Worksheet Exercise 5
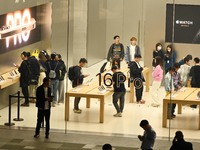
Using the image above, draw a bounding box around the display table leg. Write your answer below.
[130,82,134,103]
[178,104,182,114]
[199,105,200,130]
[65,93,70,121]
[145,71,150,92]
[162,100,167,128]
[100,97,104,123]
[86,97,91,108]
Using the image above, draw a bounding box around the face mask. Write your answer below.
[157,46,162,50]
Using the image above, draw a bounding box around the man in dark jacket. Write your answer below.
[170,131,193,150]
[27,52,40,103]
[57,54,67,104]
[107,35,124,62]
[189,57,200,108]
[45,53,60,107]
[34,77,52,139]
[190,57,200,88]
[130,54,145,104]
[18,52,30,107]
[72,58,89,113]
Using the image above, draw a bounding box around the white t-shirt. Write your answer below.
[130,44,136,61]
[44,87,49,110]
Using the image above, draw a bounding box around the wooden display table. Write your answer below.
[65,66,150,123]
[65,82,113,123]
[0,69,19,90]
[162,88,200,129]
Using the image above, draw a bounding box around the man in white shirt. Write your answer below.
[34,77,52,139]
[125,37,141,65]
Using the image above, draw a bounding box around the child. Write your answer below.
[179,57,191,87]
[151,56,163,107]
[164,67,176,119]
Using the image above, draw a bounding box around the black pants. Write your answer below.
[35,109,50,135]
[21,86,29,104]
[74,97,81,110]
[72,82,81,110]
[168,103,176,116]
[134,80,144,102]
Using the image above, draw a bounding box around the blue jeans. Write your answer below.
[51,79,59,103]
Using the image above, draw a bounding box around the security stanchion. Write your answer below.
[4,95,15,126]
[13,91,24,121]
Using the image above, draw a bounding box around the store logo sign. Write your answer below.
[176,20,193,27]
[0,8,36,48]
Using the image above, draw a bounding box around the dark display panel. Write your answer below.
[166,4,200,44]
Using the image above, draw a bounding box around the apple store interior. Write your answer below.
[0,0,200,150]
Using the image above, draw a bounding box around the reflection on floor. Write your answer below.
[0,60,200,142]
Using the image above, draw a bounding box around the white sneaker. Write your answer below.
[73,109,82,114]
[113,113,122,117]
[151,103,160,107]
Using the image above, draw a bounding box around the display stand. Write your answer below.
[0,68,19,90]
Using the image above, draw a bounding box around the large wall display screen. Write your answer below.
[0,6,41,54]
[166,4,200,44]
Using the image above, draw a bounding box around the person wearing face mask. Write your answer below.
[164,45,176,73]
[152,43,164,67]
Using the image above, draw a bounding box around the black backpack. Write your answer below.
[68,66,76,81]
[25,61,38,85]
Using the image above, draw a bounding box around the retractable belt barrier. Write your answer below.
[4,91,36,126]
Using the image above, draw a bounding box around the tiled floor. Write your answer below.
[0,60,200,149]
[0,128,200,150]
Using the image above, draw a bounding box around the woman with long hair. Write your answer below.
[151,56,163,107]
[164,45,176,73]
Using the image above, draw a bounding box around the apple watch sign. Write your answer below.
[0,6,41,54]
[166,4,200,44]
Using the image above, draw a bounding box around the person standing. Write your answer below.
[178,54,192,66]
[164,45,176,73]
[72,58,89,113]
[17,52,30,107]
[27,52,40,103]
[130,54,145,104]
[173,63,182,91]
[190,57,200,88]
[125,37,141,65]
[38,52,47,86]
[34,77,52,139]
[170,131,193,150]
[151,56,163,107]
[164,67,176,119]
[138,120,156,150]
[45,53,60,107]
[107,35,124,63]
[57,54,67,104]
[152,43,164,67]
[179,57,191,87]
[111,65,126,117]
[189,57,200,108]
